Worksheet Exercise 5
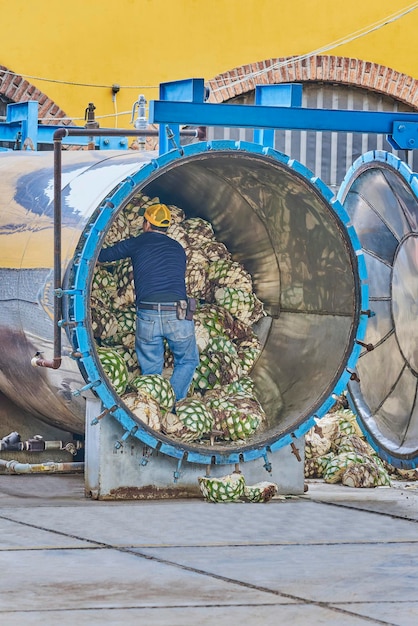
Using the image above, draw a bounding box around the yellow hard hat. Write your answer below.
[144,203,171,228]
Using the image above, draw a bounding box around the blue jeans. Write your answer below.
[135,307,200,403]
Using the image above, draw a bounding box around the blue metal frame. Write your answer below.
[150,78,418,150]
[0,102,128,150]
[69,139,368,465]
[158,78,207,155]
[4,78,418,152]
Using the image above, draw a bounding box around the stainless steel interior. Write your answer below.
[142,151,359,444]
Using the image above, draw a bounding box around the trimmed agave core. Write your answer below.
[88,148,361,454]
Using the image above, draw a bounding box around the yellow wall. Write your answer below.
[1,0,418,126]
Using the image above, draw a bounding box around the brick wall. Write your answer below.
[0,65,72,125]
[208,55,418,109]
[3,55,418,124]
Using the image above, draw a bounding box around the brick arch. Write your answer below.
[207,55,418,109]
[0,65,73,125]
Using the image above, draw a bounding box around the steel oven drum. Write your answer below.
[0,142,367,465]
[338,151,418,468]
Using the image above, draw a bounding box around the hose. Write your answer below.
[0,459,84,474]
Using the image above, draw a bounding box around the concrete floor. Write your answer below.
[0,473,417,626]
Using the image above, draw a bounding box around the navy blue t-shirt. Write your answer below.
[98,231,187,304]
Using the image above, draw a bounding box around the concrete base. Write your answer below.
[85,398,305,500]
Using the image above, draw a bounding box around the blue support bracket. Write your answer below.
[262,451,272,473]
[158,78,205,155]
[96,135,129,150]
[54,288,82,298]
[361,309,376,319]
[140,446,153,466]
[72,380,101,397]
[173,457,184,483]
[390,122,418,150]
[160,78,206,103]
[90,404,118,426]
[115,427,138,450]
[165,125,183,155]
[3,101,39,148]
[254,84,302,147]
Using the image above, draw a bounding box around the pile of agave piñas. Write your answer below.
[92,193,267,446]
[305,407,418,488]
[198,473,278,503]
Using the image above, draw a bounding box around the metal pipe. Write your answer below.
[0,459,84,474]
[32,135,62,369]
[52,127,205,141]
[32,125,205,370]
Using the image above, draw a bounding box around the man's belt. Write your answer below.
[138,302,177,311]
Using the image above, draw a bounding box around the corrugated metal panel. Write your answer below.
[207,84,418,191]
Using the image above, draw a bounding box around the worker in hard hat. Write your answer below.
[98,203,199,404]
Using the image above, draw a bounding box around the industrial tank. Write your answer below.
[338,151,418,469]
[0,141,368,466]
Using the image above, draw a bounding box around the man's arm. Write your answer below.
[97,238,134,263]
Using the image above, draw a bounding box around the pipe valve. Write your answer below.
[131,94,148,130]
[84,103,99,130]
[0,431,21,451]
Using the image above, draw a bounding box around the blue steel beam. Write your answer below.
[158,78,207,154]
[149,100,418,149]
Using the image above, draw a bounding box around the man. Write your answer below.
[98,203,199,404]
